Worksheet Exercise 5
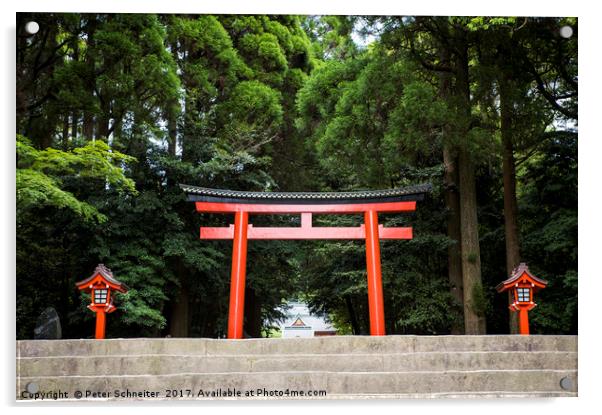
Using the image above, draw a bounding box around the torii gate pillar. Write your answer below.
[228,211,249,339]
[364,210,385,335]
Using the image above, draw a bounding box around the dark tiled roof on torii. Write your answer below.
[75,264,128,292]
[179,184,432,205]
[496,263,548,292]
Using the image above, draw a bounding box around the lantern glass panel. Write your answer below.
[517,288,530,302]
[94,289,108,304]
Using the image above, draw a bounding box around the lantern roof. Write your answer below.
[75,264,128,293]
[496,263,548,292]
[179,184,432,205]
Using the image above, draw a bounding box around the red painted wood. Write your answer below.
[518,309,530,335]
[200,224,412,240]
[301,212,312,227]
[95,310,106,340]
[196,201,416,214]
[75,274,126,293]
[364,210,386,336]
[227,211,249,339]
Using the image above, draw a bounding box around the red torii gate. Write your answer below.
[181,184,430,339]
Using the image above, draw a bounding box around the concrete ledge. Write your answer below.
[17,370,577,400]
[17,335,577,357]
[17,351,578,377]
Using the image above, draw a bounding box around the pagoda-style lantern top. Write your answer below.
[496,263,547,335]
[496,263,548,309]
[75,264,128,314]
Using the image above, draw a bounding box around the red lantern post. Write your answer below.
[75,264,128,339]
[496,263,548,335]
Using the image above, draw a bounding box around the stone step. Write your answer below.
[17,335,577,358]
[17,351,578,377]
[16,369,578,400]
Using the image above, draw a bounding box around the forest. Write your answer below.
[16,14,577,339]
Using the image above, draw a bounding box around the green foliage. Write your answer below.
[17,169,105,222]
[16,135,136,222]
[383,79,449,168]
[464,17,518,31]
[220,80,283,129]
[302,16,359,60]
[241,32,288,71]
[519,134,577,333]
[297,47,451,188]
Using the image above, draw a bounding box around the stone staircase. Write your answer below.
[16,335,577,400]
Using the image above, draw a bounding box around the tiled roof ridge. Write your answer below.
[496,262,548,291]
[179,183,432,200]
[75,263,128,291]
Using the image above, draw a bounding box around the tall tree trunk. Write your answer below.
[83,113,94,140]
[169,286,189,337]
[443,147,464,333]
[16,18,28,135]
[455,32,487,335]
[439,48,464,334]
[169,260,189,337]
[180,39,196,164]
[61,114,70,149]
[244,287,263,338]
[167,100,178,157]
[37,24,59,150]
[70,27,80,141]
[457,147,487,334]
[181,94,191,162]
[97,95,111,139]
[345,295,360,335]
[166,38,191,338]
[167,40,180,158]
[71,112,79,139]
[499,76,521,334]
[112,116,122,142]
[83,16,97,141]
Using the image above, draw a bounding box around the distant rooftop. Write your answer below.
[277,302,335,333]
